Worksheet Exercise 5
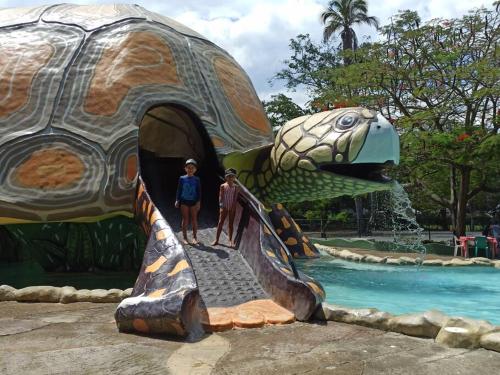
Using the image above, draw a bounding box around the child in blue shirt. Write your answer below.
[175,159,201,245]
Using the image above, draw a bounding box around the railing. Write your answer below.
[232,178,300,279]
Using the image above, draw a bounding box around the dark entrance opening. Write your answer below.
[138,105,221,226]
[138,106,271,310]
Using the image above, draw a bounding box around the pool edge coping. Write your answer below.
[315,244,500,269]
[314,302,500,353]
[310,244,500,353]
[0,284,132,303]
[2,283,500,353]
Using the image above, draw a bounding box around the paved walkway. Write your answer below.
[2,302,500,374]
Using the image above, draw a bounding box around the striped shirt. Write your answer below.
[219,183,239,210]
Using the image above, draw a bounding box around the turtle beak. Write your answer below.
[351,114,400,165]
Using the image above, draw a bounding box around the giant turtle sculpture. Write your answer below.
[0,4,399,336]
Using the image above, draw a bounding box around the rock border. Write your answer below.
[312,244,500,352]
[316,244,500,269]
[0,285,132,303]
[2,283,500,352]
[315,303,500,353]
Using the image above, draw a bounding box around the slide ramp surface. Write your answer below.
[163,204,269,308]
[115,178,324,337]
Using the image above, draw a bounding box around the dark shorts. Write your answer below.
[180,200,198,207]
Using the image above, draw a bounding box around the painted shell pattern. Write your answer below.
[0,3,273,224]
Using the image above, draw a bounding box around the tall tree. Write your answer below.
[321,0,379,232]
[321,0,379,63]
[322,8,500,235]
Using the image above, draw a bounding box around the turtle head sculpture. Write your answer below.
[224,107,399,204]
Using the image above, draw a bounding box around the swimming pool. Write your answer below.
[296,255,500,325]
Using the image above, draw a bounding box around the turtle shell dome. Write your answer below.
[0,3,272,223]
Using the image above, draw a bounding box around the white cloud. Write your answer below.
[173,1,325,68]
[0,0,493,106]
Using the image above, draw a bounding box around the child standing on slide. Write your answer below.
[212,168,240,248]
[175,159,201,245]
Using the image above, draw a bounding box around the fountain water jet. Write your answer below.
[368,182,426,260]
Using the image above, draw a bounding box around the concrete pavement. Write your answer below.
[2,301,500,374]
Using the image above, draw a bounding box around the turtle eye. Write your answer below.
[336,113,359,130]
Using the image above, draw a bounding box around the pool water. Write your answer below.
[296,255,500,325]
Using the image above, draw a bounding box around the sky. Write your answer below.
[0,0,493,106]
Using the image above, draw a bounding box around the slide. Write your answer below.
[115,160,324,337]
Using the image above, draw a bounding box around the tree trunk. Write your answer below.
[449,165,458,234]
[342,28,353,65]
[321,216,326,238]
[450,207,457,235]
[439,208,448,231]
[455,168,471,236]
[355,196,363,236]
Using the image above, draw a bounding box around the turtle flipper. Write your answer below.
[268,203,320,258]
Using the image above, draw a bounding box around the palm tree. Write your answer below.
[321,0,379,60]
[321,0,379,234]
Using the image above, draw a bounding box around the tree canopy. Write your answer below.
[272,6,500,235]
[262,94,307,129]
[322,8,500,234]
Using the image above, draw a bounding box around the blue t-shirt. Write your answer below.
[176,175,201,202]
